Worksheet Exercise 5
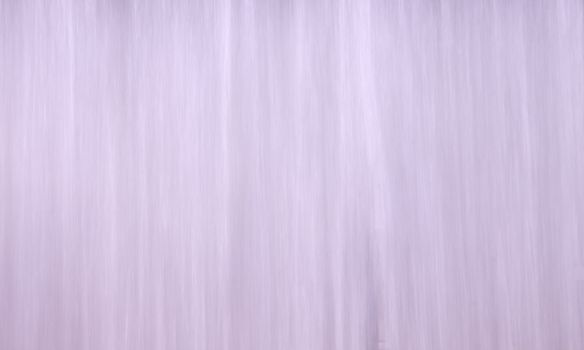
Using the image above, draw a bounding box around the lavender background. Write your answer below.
[1,0,584,349]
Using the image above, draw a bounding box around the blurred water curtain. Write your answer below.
[0,1,583,349]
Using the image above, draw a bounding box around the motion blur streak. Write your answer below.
[1,0,583,349]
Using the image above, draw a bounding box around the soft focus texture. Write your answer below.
[1,0,584,349]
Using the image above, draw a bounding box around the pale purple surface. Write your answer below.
[1,0,584,349]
